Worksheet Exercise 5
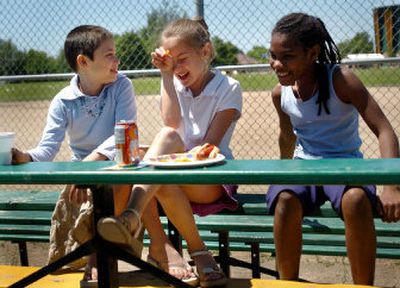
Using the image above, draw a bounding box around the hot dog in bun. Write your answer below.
[189,143,220,160]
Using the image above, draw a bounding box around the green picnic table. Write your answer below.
[1,158,400,288]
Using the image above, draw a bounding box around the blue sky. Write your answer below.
[0,0,398,56]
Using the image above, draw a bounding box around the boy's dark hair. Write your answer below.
[64,25,113,72]
[273,13,341,115]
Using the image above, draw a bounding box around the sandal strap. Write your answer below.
[124,208,142,239]
[189,250,212,258]
[148,255,193,271]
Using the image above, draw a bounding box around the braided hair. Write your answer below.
[272,13,341,115]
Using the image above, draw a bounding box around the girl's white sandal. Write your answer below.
[97,208,143,257]
[190,250,227,287]
[147,255,199,286]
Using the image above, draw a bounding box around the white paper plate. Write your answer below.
[146,153,225,168]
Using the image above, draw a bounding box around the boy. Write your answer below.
[12,25,137,286]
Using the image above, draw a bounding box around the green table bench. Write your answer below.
[1,190,399,279]
[0,190,56,266]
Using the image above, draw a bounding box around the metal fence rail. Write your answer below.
[1,57,400,82]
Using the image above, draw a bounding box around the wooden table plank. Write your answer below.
[0,265,376,288]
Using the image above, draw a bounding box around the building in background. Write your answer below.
[373,5,400,56]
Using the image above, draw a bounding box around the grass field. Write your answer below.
[0,66,399,102]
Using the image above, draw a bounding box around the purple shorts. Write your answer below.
[191,185,238,217]
[266,184,377,217]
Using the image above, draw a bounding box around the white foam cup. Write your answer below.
[0,132,15,165]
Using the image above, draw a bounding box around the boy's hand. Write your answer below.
[69,185,90,204]
[11,148,32,164]
[151,47,173,74]
[68,152,108,204]
[378,185,400,223]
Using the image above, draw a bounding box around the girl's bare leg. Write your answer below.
[127,127,185,216]
[156,184,225,283]
[113,184,132,216]
[142,197,195,280]
[273,191,303,280]
[342,188,376,285]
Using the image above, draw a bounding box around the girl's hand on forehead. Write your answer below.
[155,47,169,56]
[162,49,171,57]
[151,47,173,73]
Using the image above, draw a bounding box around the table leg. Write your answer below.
[9,240,95,288]
[91,184,119,288]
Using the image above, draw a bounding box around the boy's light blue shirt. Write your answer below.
[28,73,137,162]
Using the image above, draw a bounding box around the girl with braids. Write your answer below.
[266,13,400,285]
[98,17,242,287]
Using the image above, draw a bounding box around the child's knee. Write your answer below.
[157,127,180,141]
[155,185,180,202]
[153,127,184,150]
[275,191,302,217]
[342,188,371,215]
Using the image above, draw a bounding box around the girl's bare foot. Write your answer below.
[148,242,198,285]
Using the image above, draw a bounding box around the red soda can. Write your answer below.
[114,120,140,166]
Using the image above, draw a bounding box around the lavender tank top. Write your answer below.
[281,64,363,159]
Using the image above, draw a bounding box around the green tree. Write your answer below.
[247,46,269,63]
[212,36,241,66]
[139,0,187,54]
[337,32,373,58]
[115,32,150,70]
[0,39,26,75]
[54,49,71,73]
[24,49,59,74]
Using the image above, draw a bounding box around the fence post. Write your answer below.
[195,0,204,18]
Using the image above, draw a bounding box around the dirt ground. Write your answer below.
[2,87,400,162]
[0,88,400,286]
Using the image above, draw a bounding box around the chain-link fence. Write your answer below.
[0,0,399,192]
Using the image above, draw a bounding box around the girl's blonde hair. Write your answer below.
[161,17,216,63]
